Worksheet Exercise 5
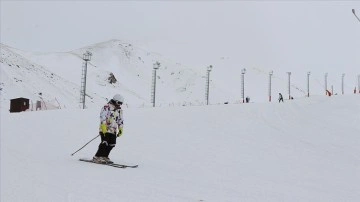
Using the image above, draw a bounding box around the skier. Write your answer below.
[93,94,124,164]
[278,93,284,103]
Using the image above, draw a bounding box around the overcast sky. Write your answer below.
[1,1,360,70]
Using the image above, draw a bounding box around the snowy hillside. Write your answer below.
[2,39,359,111]
[0,44,97,109]
[1,40,212,108]
[2,1,360,201]
[1,95,360,201]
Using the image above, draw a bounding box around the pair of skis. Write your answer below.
[79,158,138,169]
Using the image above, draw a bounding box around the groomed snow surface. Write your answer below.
[1,95,360,202]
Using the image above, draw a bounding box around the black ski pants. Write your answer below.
[95,132,117,158]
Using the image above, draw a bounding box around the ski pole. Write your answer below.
[71,134,100,156]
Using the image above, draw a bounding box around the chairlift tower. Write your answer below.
[352,10,360,94]
[151,61,160,107]
[325,73,328,95]
[358,74,360,93]
[307,72,311,97]
[241,68,246,103]
[287,72,291,99]
[205,65,213,105]
[341,73,345,95]
[268,71,273,102]
[80,51,92,109]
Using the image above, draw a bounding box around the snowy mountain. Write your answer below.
[1,39,359,202]
[1,40,211,109]
[2,1,360,201]
[1,39,359,111]
[0,44,88,109]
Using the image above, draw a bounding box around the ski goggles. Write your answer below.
[115,101,123,105]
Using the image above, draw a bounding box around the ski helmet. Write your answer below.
[113,94,124,103]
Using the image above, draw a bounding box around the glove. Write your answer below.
[117,128,123,137]
[100,124,107,134]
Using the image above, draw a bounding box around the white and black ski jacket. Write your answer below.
[99,102,123,135]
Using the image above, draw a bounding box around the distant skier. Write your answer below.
[278,93,284,103]
[93,94,124,164]
[326,90,332,96]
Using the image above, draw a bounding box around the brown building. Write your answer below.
[10,97,30,113]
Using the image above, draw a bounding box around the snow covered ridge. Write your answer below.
[0,44,86,109]
[1,95,360,201]
[1,40,208,109]
[1,39,359,110]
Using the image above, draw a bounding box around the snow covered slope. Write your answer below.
[0,44,101,109]
[3,39,358,111]
[1,40,212,108]
[1,95,359,201]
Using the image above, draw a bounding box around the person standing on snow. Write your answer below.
[93,94,124,164]
[278,93,284,103]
